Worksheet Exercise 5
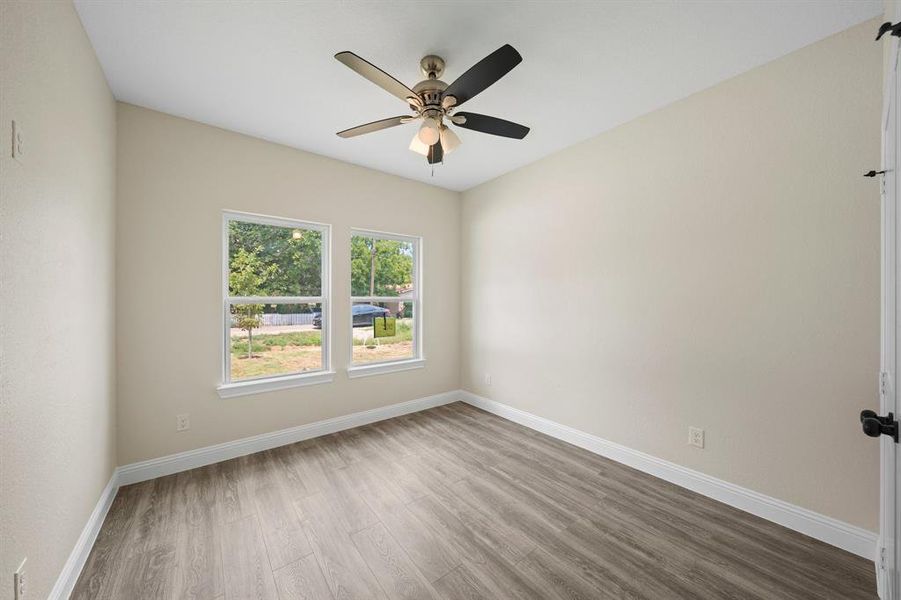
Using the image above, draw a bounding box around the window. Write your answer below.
[219,211,331,397]
[349,230,422,376]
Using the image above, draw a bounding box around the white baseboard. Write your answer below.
[48,472,119,600]
[117,390,458,486]
[459,390,878,562]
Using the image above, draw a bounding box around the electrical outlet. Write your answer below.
[176,413,190,432]
[14,558,26,600]
[688,427,705,449]
[485,374,491,386]
[11,120,23,161]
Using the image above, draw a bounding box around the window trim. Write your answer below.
[347,358,425,379]
[218,210,331,396]
[347,228,423,375]
[217,371,335,398]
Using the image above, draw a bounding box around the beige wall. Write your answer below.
[115,103,460,465]
[0,1,117,599]
[461,20,882,530]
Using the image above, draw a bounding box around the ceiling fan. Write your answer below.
[334,44,529,165]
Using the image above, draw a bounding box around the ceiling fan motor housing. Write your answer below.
[412,77,448,115]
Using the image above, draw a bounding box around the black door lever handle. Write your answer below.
[860,410,899,442]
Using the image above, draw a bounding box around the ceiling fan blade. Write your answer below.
[335,51,417,103]
[443,44,522,106]
[427,140,444,164]
[337,116,409,138]
[453,112,529,139]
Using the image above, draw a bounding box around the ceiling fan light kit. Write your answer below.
[334,44,530,166]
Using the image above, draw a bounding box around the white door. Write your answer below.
[878,23,901,600]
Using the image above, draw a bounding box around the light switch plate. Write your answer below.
[11,120,23,161]
[14,558,26,600]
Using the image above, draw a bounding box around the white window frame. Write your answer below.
[217,210,332,398]
[347,228,424,378]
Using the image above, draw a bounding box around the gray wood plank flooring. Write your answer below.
[72,402,877,599]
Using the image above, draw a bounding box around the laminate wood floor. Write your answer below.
[72,402,877,599]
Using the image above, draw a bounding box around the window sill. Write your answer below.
[347,358,425,379]
[217,371,335,398]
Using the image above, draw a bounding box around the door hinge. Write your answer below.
[881,371,892,399]
[877,21,901,40]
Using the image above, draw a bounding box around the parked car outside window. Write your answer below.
[313,304,389,329]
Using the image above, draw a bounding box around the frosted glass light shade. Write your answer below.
[409,132,430,156]
[440,126,461,154]
[418,117,440,145]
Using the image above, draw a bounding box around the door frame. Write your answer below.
[879,7,901,598]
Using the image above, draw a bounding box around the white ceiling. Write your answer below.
[74,1,881,191]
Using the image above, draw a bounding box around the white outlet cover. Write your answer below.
[176,413,190,431]
[689,427,705,449]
